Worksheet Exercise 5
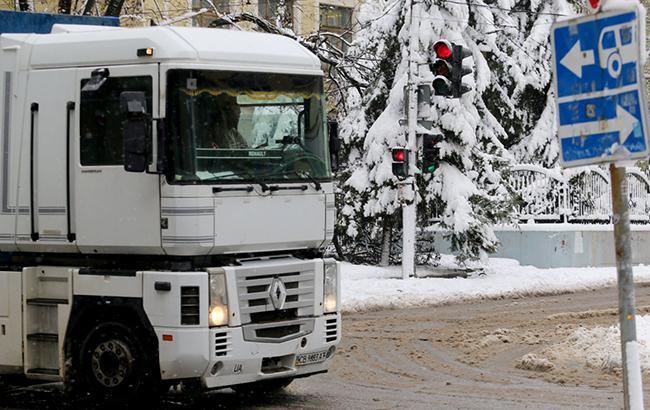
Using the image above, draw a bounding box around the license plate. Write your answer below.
[295,350,328,366]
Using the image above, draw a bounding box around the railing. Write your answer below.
[508,165,569,222]
[507,165,650,224]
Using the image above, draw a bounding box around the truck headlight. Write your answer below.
[209,269,228,327]
[323,260,339,314]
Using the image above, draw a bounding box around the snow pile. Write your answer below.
[517,353,555,372]
[479,328,513,347]
[549,316,650,374]
[340,257,650,312]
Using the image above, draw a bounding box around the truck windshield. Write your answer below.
[166,69,331,184]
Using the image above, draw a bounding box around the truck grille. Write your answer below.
[326,316,338,343]
[236,269,315,324]
[180,286,200,325]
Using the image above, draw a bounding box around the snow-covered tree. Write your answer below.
[337,0,577,264]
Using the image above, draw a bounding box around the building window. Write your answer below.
[320,4,352,28]
[192,0,229,13]
[319,4,353,52]
[259,0,294,26]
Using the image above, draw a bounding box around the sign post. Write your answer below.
[610,164,644,410]
[551,7,647,409]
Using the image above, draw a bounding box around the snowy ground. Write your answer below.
[341,256,650,313]
[341,256,650,376]
[544,316,650,374]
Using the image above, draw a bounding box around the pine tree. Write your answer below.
[337,0,576,264]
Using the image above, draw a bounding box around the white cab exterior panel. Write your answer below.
[161,197,214,256]
[16,69,77,252]
[0,271,23,372]
[143,271,211,380]
[73,269,143,298]
[165,28,321,74]
[0,47,19,251]
[155,327,210,380]
[213,192,326,253]
[12,70,29,245]
[142,271,208,328]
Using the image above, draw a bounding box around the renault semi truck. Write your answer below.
[0,23,341,398]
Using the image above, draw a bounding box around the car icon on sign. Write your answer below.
[598,23,635,79]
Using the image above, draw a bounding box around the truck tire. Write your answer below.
[69,321,159,402]
[232,377,293,397]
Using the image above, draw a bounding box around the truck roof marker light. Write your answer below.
[137,48,154,57]
[162,334,173,342]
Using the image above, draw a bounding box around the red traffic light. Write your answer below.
[392,148,406,162]
[587,0,600,10]
[433,40,452,60]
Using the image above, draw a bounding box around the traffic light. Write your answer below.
[585,0,601,12]
[422,134,443,173]
[391,147,409,180]
[430,40,472,98]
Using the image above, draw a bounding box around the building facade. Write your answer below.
[190,0,361,40]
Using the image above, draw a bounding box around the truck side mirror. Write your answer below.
[120,91,150,173]
[328,120,341,172]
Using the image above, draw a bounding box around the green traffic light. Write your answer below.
[426,165,436,173]
[432,77,451,96]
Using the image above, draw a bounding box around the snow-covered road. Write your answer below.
[341,256,650,379]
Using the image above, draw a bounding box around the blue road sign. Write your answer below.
[551,8,649,167]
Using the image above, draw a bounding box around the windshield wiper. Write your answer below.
[295,171,322,191]
[239,170,271,193]
[201,171,269,193]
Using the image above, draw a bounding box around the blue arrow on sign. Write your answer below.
[559,92,645,162]
[553,10,638,99]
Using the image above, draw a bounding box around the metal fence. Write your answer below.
[507,165,650,223]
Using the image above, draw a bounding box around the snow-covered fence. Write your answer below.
[626,169,650,223]
[508,165,569,222]
[507,165,650,224]
[567,167,611,223]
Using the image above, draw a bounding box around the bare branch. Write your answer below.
[208,12,368,95]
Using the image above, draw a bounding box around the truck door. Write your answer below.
[73,65,161,254]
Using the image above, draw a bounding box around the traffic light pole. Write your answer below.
[402,0,420,280]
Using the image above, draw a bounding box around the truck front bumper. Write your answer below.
[156,313,341,389]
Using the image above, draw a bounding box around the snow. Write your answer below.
[340,256,650,312]
[548,316,650,377]
[341,255,650,385]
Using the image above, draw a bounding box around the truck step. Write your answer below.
[26,333,58,343]
[26,368,59,376]
[25,298,68,306]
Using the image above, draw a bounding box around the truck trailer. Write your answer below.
[0,23,341,398]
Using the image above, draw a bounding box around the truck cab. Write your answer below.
[0,24,340,398]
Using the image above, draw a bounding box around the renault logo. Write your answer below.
[269,277,287,310]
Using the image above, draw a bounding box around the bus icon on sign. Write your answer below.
[598,23,635,79]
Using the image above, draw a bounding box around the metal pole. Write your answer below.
[610,164,644,410]
[402,0,419,280]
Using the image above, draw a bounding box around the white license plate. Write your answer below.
[295,350,328,366]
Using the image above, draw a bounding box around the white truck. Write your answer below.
[0,23,340,398]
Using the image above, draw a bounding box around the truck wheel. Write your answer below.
[71,321,157,401]
[233,377,293,397]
